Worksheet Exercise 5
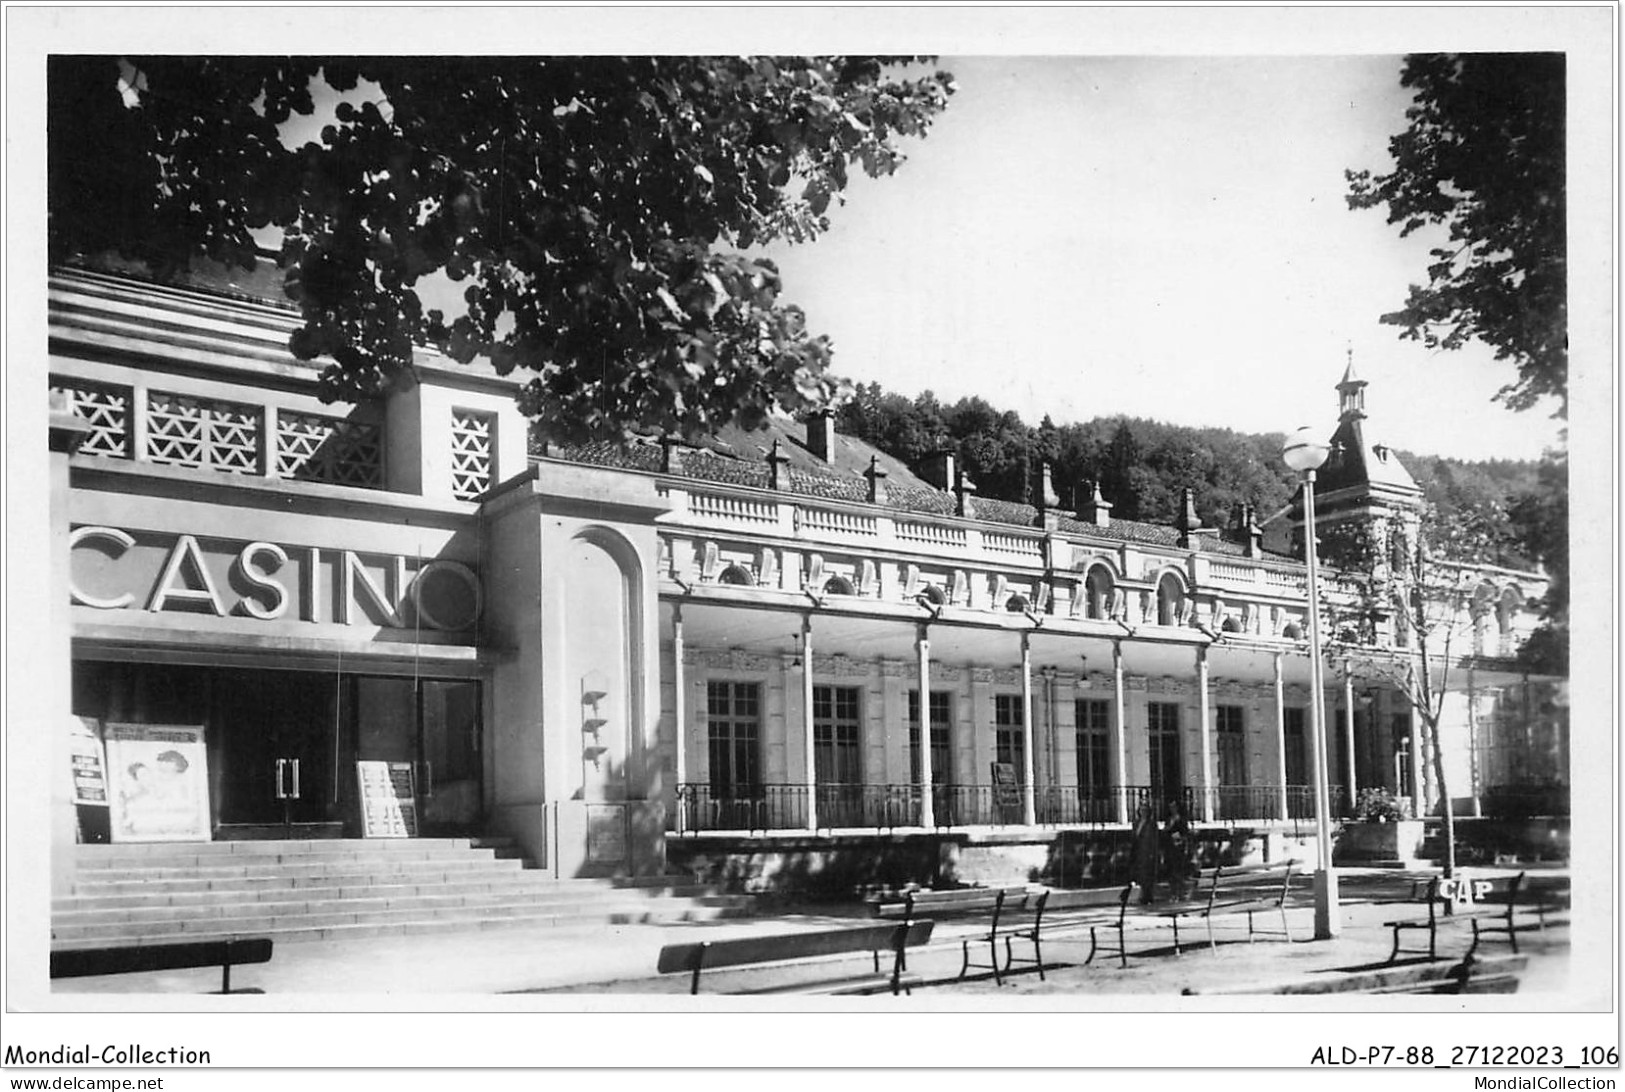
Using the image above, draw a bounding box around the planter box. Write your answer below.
[1334,819,1426,864]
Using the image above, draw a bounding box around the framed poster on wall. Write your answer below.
[104,723,210,842]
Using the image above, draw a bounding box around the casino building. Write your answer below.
[44,260,1566,914]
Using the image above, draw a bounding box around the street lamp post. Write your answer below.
[1283,425,1341,940]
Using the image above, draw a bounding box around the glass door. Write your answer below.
[352,676,483,835]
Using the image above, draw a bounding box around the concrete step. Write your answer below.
[58,877,724,910]
[53,904,756,949]
[56,839,753,946]
[55,882,740,916]
[51,898,756,945]
[54,889,753,928]
[73,856,520,884]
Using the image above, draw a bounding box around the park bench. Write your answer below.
[1469,871,1570,955]
[1039,884,1136,969]
[873,885,1048,986]
[1147,859,1301,955]
[1385,871,1565,963]
[655,920,935,996]
[50,937,273,994]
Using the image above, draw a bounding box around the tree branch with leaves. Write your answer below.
[48,56,956,443]
[1347,53,1566,418]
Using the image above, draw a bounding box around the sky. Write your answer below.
[757,55,1569,463]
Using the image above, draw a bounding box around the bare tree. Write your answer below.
[1319,504,1509,880]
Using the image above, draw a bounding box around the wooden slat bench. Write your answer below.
[1147,860,1301,955]
[655,920,935,996]
[1470,871,1570,955]
[50,938,273,994]
[1039,885,1136,969]
[873,886,1047,986]
[1385,872,1564,963]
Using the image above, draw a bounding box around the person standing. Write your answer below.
[1130,803,1161,904]
[1163,799,1194,901]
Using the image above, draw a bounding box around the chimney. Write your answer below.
[766,439,791,491]
[863,455,889,504]
[1176,488,1206,549]
[954,468,978,519]
[1245,504,1264,559]
[1034,461,1061,531]
[1076,479,1112,528]
[922,449,957,491]
[658,435,682,475]
[807,410,835,463]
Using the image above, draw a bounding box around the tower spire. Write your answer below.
[1337,345,1367,421]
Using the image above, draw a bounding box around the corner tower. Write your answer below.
[1292,355,1424,557]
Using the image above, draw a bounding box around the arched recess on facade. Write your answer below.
[1153,569,1187,626]
[563,526,648,800]
[718,563,755,586]
[822,574,856,597]
[1081,559,1118,620]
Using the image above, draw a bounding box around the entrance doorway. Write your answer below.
[72,661,483,838]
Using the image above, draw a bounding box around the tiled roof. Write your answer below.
[543,423,1278,561]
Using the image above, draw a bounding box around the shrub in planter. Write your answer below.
[1353,786,1409,823]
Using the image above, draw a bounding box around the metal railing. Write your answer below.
[673,782,1348,833]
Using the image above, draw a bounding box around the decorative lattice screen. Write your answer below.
[276,411,384,488]
[146,391,261,474]
[450,409,494,500]
[50,379,130,458]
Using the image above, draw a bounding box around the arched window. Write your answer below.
[1221,616,1242,634]
[1006,594,1029,613]
[1156,573,1184,626]
[918,584,947,607]
[823,575,856,597]
[718,564,755,587]
[1282,621,1304,641]
[1084,565,1114,620]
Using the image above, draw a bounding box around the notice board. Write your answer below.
[69,716,108,807]
[991,762,1020,809]
[356,761,418,838]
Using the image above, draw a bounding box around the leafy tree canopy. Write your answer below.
[1347,53,1566,417]
[48,56,955,442]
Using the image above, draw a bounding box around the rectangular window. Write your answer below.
[994,694,1025,773]
[812,685,862,785]
[706,681,760,797]
[1074,698,1111,793]
[1216,704,1247,786]
[1283,707,1308,787]
[907,690,952,784]
[1148,701,1182,800]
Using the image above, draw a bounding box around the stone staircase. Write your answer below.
[53,839,753,947]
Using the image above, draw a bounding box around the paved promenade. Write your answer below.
[47,867,1571,999]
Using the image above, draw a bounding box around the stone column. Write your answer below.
[1020,632,1036,826]
[1273,652,1288,821]
[1197,645,1213,822]
[915,626,934,829]
[671,603,687,833]
[1112,640,1129,825]
[802,614,817,832]
[1342,663,1357,804]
